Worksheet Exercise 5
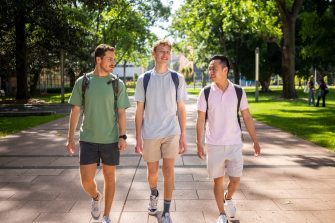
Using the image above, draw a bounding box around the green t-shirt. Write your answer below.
[68,72,130,143]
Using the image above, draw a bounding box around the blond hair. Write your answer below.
[152,39,172,52]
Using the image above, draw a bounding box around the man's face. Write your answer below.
[208,60,226,81]
[97,50,115,73]
[152,44,171,65]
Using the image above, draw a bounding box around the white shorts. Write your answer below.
[206,144,243,179]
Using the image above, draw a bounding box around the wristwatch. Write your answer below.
[119,135,127,140]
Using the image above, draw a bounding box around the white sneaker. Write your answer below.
[162,212,173,223]
[101,216,111,223]
[91,191,102,219]
[216,214,228,223]
[224,191,236,218]
[148,194,158,215]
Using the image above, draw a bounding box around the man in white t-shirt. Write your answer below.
[196,55,261,223]
[134,39,188,223]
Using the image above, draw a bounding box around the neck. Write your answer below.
[215,79,229,90]
[154,64,169,74]
[93,67,109,77]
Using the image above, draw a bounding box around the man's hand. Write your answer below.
[135,137,143,155]
[196,143,205,160]
[253,142,261,157]
[118,138,127,151]
[66,138,75,155]
[179,134,187,154]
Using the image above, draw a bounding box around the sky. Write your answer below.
[150,0,184,41]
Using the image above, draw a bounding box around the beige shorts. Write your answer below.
[206,144,243,178]
[143,135,180,162]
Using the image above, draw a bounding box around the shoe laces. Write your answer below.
[149,195,158,208]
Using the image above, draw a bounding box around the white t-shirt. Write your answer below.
[197,81,249,145]
[135,69,188,139]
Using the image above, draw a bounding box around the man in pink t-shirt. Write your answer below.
[196,55,261,223]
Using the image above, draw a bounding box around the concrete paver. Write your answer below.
[0,95,334,222]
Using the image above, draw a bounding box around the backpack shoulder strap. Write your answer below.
[81,73,90,112]
[143,70,152,109]
[111,75,119,112]
[170,71,179,102]
[234,84,243,131]
[204,85,211,121]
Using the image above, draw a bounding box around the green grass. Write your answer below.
[0,114,66,137]
[247,87,335,151]
[188,86,335,151]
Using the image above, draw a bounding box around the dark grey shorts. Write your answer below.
[79,141,119,166]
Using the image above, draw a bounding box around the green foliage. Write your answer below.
[171,0,282,84]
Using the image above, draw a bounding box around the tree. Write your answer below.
[274,0,304,98]
[171,0,281,89]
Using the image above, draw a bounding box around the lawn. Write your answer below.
[0,114,66,137]
[186,86,335,151]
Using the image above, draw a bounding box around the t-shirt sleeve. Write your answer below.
[117,80,131,109]
[68,77,82,106]
[134,75,145,102]
[177,74,189,102]
[197,88,206,112]
[240,89,249,111]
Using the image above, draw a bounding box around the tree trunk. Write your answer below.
[281,15,297,99]
[68,67,76,88]
[15,12,29,100]
[231,61,240,85]
[29,67,42,96]
[275,0,304,99]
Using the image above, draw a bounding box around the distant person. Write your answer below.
[66,44,130,223]
[196,55,261,223]
[134,39,188,223]
[316,79,328,107]
[308,77,315,106]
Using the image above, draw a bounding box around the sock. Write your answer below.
[93,192,99,201]
[163,200,171,215]
[150,187,158,197]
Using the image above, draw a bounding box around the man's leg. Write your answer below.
[162,158,175,200]
[102,164,116,217]
[213,176,225,214]
[80,164,99,198]
[147,161,159,190]
[226,176,240,200]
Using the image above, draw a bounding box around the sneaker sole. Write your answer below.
[91,213,101,220]
[148,209,157,216]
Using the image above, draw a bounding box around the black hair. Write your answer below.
[209,55,230,72]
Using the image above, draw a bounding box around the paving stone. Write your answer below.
[274,198,331,211]
[34,212,91,223]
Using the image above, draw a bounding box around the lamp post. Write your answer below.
[255,47,259,102]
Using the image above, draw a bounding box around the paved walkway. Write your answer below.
[0,96,334,223]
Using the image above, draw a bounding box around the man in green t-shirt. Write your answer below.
[66,44,130,223]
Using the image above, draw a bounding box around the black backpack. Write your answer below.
[81,73,119,113]
[143,70,179,109]
[204,84,243,131]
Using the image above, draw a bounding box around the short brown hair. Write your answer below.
[94,44,115,61]
[152,39,172,52]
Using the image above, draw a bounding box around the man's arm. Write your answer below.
[134,101,144,154]
[118,108,127,151]
[66,105,81,155]
[241,109,261,156]
[196,111,206,159]
[177,101,187,154]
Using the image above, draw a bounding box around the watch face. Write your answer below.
[119,135,127,140]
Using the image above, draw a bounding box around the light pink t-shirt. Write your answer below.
[197,81,249,146]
